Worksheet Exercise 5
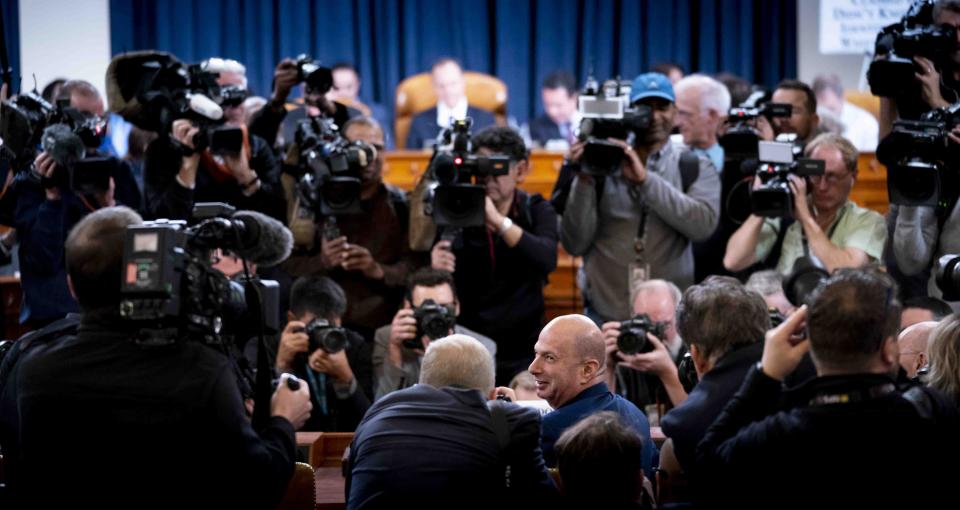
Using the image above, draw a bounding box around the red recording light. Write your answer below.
[454,157,463,165]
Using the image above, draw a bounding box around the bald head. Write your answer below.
[529,315,605,408]
[898,321,937,379]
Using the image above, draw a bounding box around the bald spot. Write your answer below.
[542,314,606,367]
[899,321,938,354]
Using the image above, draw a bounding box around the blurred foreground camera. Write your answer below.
[936,253,960,301]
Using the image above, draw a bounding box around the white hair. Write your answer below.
[419,334,495,394]
[633,279,682,310]
[675,74,731,115]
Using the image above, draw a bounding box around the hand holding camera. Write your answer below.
[341,243,384,280]
[431,239,456,272]
[270,58,300,106]
[277,321,310,372]
[604,138,646,184]
[33,152,60,201]
[388,308,421,351]
[914,55,951,108]
[270,373,312,430]
[307,347,354,385]
[759,305,810,382]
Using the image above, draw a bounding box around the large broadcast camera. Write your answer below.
[105,51,243,156]
[746,138,826,218]
[868,0,957,98]
[719,91,793,160]
[876,102,960,210]
[292,115,377,221]
[424,118,510,229]
[119,203,291,347]
[577,76,652,175]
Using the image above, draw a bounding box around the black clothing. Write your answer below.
[282,183,419,341]
[246,329,373,432]
[696,366,959,508]
[447,191,558,384]
[346,384,557,509]
[0,310,297,509]
[405,107,496,150]
[527,115,565,147]
[659,342,762,475]
[143,133,286,222]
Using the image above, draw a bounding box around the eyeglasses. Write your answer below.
[809,171,851,186]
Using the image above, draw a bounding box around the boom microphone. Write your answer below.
[229,210,294,267]
[41,123,85,168]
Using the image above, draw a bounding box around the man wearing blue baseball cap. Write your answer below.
[560,72,720,331]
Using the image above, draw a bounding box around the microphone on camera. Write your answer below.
[230,210,294,267]
[41,123,86,169]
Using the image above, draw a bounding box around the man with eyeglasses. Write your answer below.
[283,117,419,341]
[429,126,559,385]
[724,133,886,276]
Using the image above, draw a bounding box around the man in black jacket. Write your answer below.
[405,58,496,150]
[430,126,558,385]
[527,70,580,148]
[347,334,556,509]
[0,206,312,509]
[270,275,373,431]
[697,268,959,508]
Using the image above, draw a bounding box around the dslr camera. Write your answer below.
[295,54,334,95]
[577,76,652,175]
[424,118,510,228]
[406,299,457,350]
[617,313,668,355]
[748,137,825,218]
[719,91,793,160]
[876,102,960,210]
[300,318,348,355]
[868,0,958,98]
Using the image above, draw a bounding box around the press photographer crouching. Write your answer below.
[372,268,496,400]
[0,207,311,508]
[269,275,373,431]
[428,125,558,385]
[559,72,719,324]
[3,79,142,328]
[724,134,886,305]
[281,116,418,341]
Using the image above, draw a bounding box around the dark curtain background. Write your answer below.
[110,0,796,125]
[0,0,20,93]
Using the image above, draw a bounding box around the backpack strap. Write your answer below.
[679,150,700,193]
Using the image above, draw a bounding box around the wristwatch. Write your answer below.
[498,217,514,235]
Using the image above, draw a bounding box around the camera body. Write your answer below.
[720,99,792,160]
[577,76,653,175]
[406,299,457,350]
[877,102,960,209]
[936,253,960,301]
[868,0,957,97]
[119,203,280,346]
[294,116,377,216]
[295,54,333,95]
[749,138,825,218]
[302,318,348,354]
[425,118,510,228]
[617,313,668,355]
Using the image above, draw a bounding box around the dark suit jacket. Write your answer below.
[528,114,564,147]
[405,106,496,149]
[346,384,556,509]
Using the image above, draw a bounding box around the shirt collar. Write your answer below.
[437,97,469,128]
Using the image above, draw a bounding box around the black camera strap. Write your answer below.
[800,204,846,258]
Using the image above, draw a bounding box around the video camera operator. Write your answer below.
[281,116,419,341]
[429,126,558,385]
[265,275,373,431]
[560,72,720,325]
[10,80,142,328]
[142,57,286,223]
[770,80,821,146]
[0,206,312,508]
[724,134,885,284]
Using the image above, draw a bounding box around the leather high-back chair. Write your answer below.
[394,71,508,148]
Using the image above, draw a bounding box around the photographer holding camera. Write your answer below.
[15,80,142,328]
[267,276,373,432]
[142,58,286,223]
[0,206,311,508]
[372,268,496,400]
[281,116,419,341]
[429,126,558,385]
[561,72,720,325]
[724,133,886,277]
[600,280,689,415]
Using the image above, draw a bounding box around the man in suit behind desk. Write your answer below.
[527,70,581,149]
[405,58,496,149]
